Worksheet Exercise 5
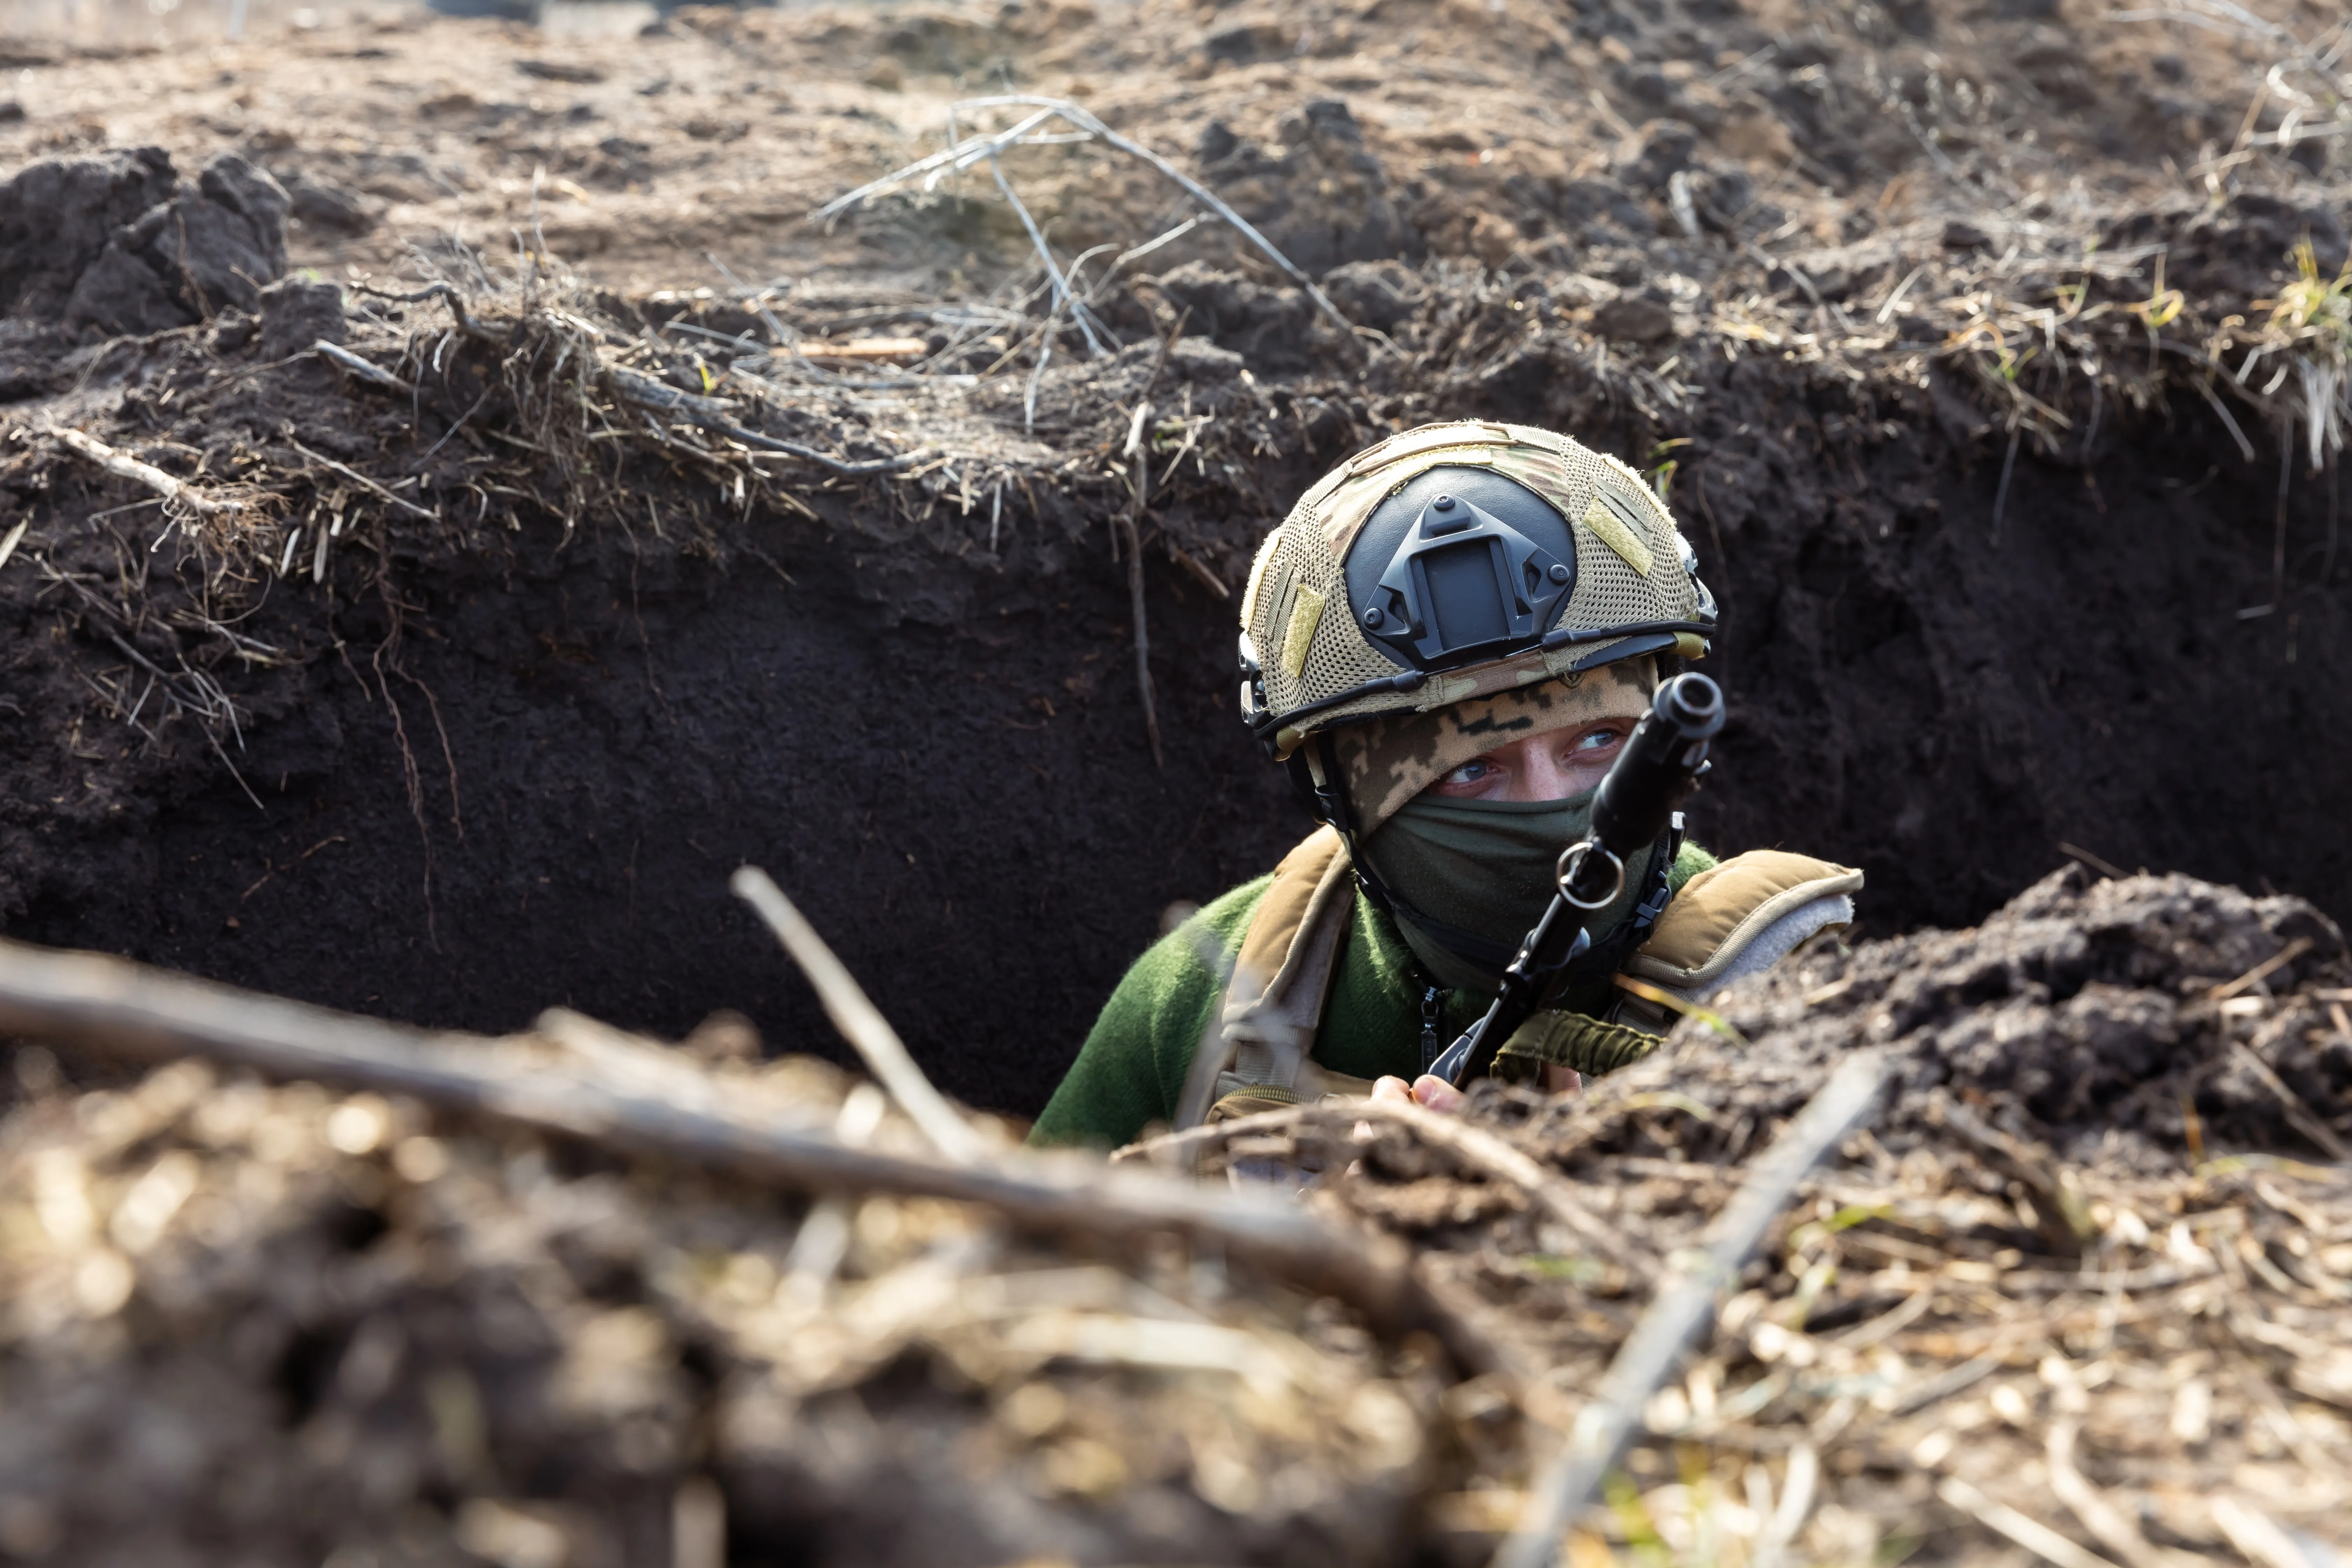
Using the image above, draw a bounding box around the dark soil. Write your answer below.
[2,2,2349,1120]
[0,1052,1440,1568]
[1510,863,2352,1170]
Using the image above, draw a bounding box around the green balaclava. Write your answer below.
[1360,790,1654,993]
[1329,658,1660,994]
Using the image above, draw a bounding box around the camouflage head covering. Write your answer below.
[1330,657,1658,834]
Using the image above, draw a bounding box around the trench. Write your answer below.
[15,377,2347,1119]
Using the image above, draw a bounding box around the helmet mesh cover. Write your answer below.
[1243,422,1706,741]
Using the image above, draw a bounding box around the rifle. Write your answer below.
[1429,671,1726,1088]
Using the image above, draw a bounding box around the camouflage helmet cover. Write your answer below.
[1238,420,1717,757]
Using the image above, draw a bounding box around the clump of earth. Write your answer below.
[1529,864,2352,1170]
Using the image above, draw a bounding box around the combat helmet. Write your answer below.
[1238,419,1717,856]
[1240,420,1715,749]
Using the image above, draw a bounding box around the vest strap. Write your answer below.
[1221,825,1355,1089]
[1173,827,1359,1129]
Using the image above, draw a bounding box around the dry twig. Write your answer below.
[1360,1099,1661,1284]
[1937,1475,2122,1568]
[312,339,416,396]
[2046,1420,2193,1568]
[1117,399,1163,768]
[0,933,1503,1373]
[602,362,931,475]
[730,865,987,1164]
[1125,1096,1659,1281]
[287,439,438,522]
[50,427,247,519]
[1492,1053,1891,1568]
[815,95,1353,336]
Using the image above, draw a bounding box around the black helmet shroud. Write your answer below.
[1343,465,1581,673]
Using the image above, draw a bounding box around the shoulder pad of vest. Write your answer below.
[1232,825,1349,992]
[1625,850,1863,994]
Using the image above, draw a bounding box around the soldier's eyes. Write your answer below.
[1444,760,1496,785]
[1570,728,1621,753]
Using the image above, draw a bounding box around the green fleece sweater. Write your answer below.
[1029,841,1718,1148]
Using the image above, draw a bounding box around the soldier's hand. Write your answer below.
[1371,1067,1579,1112]
[1370,1074,1468,1113]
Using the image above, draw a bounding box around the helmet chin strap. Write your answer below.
[1291,732,1377,892]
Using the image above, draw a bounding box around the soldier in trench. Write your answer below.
[1030,421,1863,1148]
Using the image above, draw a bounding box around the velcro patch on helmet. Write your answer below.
[1579,493,1655,577]
[1279,585,1327,679]
[1340,421,1511,480]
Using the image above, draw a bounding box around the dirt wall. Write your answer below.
[15,376,2345,1119]
[9,518,1309,1115]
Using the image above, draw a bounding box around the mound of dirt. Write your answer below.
[0,145,176,324]
[5,859,2349,1566]
[1548,864,2352,1169]
[0,1051,1438,1568]
[0,146,289,335]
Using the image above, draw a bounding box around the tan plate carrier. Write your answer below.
[1184,828,1862,1128]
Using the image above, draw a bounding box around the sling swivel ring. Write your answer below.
[1556,841,1626,911]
